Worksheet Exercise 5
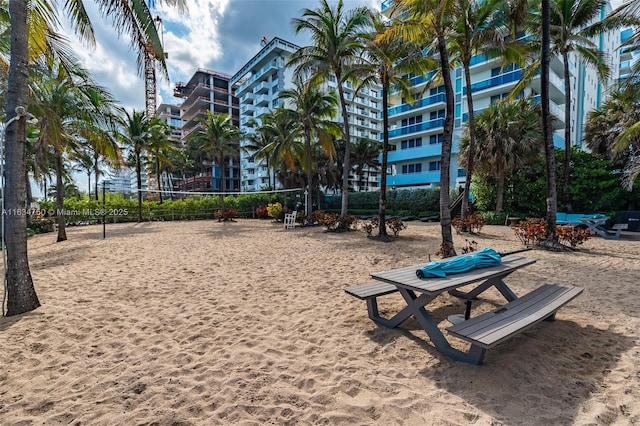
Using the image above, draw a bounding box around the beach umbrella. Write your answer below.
[416,247,502,279]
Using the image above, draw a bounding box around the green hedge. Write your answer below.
[36,192,288,224]
[324,188,440,216]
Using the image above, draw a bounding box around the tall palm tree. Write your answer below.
[278,80,341,217]
[261,107,304,210]
[448,0,517,218]
[145,120,175,203]
[385,0,458,256]
[350,138,380,192]
[119,110,155,222]
[359,10,432,239]
[30,57,120,242]
[244,115,277,190]
[549,0,612,212]
[2,0,184,315]
[187,112,241,220]
[459,97,542,211]
[289,0,371,218]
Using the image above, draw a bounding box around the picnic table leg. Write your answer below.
[396,289,485,363]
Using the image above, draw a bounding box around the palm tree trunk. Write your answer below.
[87,172,91,198]
[541,0,558,241]
[461,61,476,219]
[378,83,390,238]
[25,169,32,227]
[54,148,67,242]
[136,150,143,222]
[3,0,40,315]
[305,128,313,218]
[336,78,351,218]
[156,158,163,203]
[496,170,506,213]
[562,50,572,212]
[94,151,99,201]
[219,152,226,221]
[436,32,456,257]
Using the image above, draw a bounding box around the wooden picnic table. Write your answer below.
[345,256,582,364]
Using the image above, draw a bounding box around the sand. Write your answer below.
[1,219,639,425]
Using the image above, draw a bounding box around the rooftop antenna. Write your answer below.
[261,37,268,46]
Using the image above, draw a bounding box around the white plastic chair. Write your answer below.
[284,210,297,229]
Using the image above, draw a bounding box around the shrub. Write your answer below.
[386,217,407,237]
[311,210,358,232]
[267,202,283,220]
[255,204,269,219]
[452,214,485,234]
[479,211,508,226]
[513,218,591,248]
[28,217,55,234]
[214,208,237,221]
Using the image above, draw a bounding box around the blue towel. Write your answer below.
[416,247,502,279]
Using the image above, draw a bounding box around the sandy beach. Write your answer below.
[1,219,639,425]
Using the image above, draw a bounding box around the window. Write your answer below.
[401,114,422,127]
[429,161,441,171]
[430,85,445,95]
[401,163,422,173]
[248,157,255,163]
[400,137,422,150]
[430,109,445,120]
[247,180,254,186]
[247,168,255,175]
[429,134,443,145]
[371,90,378,97]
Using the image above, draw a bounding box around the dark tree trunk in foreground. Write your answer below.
[4,0,40,316]
[54,149,67,242]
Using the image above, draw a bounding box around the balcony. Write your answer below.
[529,70,566,105]
[387,144,445,163]
[240,92,254,104]
[463,69,523,96]
[388,93,445,118]
[386,171,441,186]
[381,0,394,12]
[255,93,270,107]
[254,81,270,94]
[384,118,445,140]
[390,72,435,94]
[532,95,565,130]
[240,104,255,115]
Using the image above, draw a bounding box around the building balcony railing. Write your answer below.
[387,93,445,117]
[386,171,441,186]
[383,118,445,140]
[390,72,435,94]
[240,92,254,104]
[240,104,255,115]
[255,93,270,107]
[463,69,523,95]
[381,0,394,12]
[237,60,281,94]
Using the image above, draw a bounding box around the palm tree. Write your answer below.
[359,10,431,239]
[244,115,277,190]
[448,0,516,218]
[120,110,155,222]
[385,0,458,256]
[187,112,241,220]
[278,80,341,217]
[261,107,304,210]
[350,138,379,192]
[3,0,184,315]
[549,0,612,212]
[289,0,371,218]
[459,97,542,211]
[30,57,120,242]
[145,121,175,203]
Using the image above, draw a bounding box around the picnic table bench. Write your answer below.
[345,256,583,364]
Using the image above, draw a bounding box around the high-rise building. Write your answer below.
[173,69,241,192]
[380,1,619,190]
[230,37,383,192]
[230,37,300,192]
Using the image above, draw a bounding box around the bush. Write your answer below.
[386,217,407,237]
[452,214,485,233]
[28,217,55,234]
[513,218,591,248]
[479,211,508,226]
[255,204,269,218]
[214,208,237,221]
[267,202,283,220]
[311,210,358,232]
